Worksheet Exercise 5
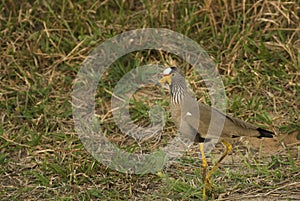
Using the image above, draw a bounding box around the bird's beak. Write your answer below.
[159,74,172,85]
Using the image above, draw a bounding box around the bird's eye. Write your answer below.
[171,73,175,76]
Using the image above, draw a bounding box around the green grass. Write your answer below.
[1,0,299,200]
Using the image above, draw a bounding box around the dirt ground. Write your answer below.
[215,131,300,200]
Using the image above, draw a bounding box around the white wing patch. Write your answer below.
[186,112,192,116]
[163,67,172,75]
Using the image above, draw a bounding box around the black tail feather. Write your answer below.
[257,128,274,138]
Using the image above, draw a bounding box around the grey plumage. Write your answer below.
[160,66,274,142]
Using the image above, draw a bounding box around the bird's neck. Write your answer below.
[170,84,187,105]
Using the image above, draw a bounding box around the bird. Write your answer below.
[159,66,274,199]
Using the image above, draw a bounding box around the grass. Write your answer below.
[1,0,299,200]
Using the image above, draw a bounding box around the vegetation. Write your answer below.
[1,0,299,200]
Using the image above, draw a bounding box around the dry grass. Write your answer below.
[0,0,299,200]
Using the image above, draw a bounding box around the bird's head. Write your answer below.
[159,67,188,104]
[159,66,184,87]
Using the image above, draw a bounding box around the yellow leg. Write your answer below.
[205,140,232,180]
[199,143,209,200]
[199,140,232,200]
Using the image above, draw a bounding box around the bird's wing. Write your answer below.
[197,102,258,130]
[224,114,257,130]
